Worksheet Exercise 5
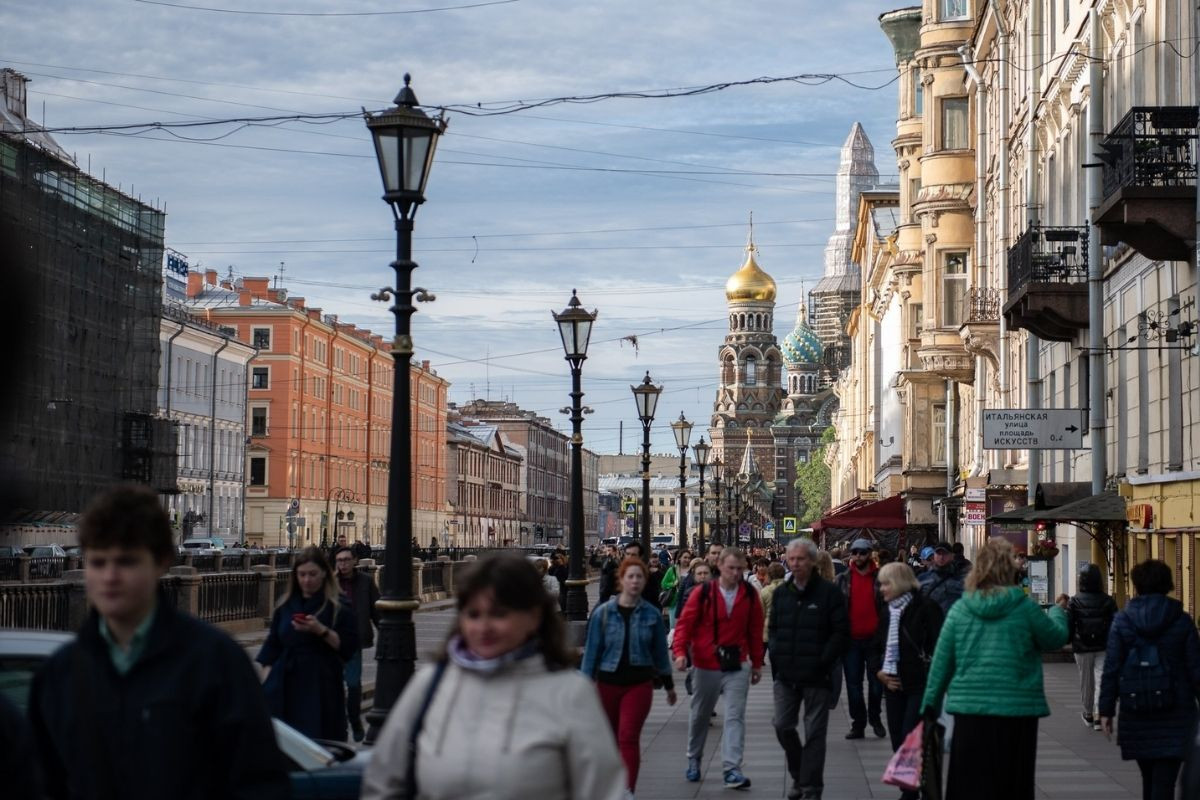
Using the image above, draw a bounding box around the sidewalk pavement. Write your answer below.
[631,661,1141,799]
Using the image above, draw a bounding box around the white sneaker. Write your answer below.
[624,790,636,800]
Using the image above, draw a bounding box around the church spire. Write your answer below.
[737,442,759,480]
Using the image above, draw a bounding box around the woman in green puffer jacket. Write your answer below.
[920,538,1068,800]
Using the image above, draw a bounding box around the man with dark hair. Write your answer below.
[835,538,886,740]
[597,544,619,605]
[28,484,289,800]
[333,546,380,742]
[624,539,664,609]
[918,540,967,613]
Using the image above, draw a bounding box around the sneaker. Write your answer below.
[350,722,365,743]
[1081,712,1094,727]
[686,757,701,782]
[624,790,636,800]
[871,719,887,738]
[844,727,865,740]
[1092,721,1103,731]
[723,769,751,790]
[786,782,803,800]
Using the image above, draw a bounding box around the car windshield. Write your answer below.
[272,718,336,771]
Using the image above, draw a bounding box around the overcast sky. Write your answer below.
[4,0,907,458]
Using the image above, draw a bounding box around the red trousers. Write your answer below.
[596,680,653,789]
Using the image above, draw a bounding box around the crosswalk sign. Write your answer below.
[782,517,798,534]
[622,500,637,514]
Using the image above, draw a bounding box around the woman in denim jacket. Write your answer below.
[582,557,678,799]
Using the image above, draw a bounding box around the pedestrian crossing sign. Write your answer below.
[622,500,636,515]
[782,517,798,534]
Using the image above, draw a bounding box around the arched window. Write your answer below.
[739,313,746,329]
[744,356,757,386]
[722,356,735,385]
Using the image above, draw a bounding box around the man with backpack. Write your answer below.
[1067,563,1118,730]
[672,546,764,790]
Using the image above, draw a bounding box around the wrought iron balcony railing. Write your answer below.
[1007,224,1089,292]
[1100,106,1198,199]
[965,287,1001,323]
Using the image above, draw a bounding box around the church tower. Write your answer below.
[709,226,785,490]
[811,122,877,378]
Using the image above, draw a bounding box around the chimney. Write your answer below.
[1,69,28,119]
[243,277,270,298]
[186,271,204,298]
[421,360,431,371]
[307,308,321,320]
[287,297,306,310]
[238,289,252,307]
[205,269,218,286]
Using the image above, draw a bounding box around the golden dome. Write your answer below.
[725,245,777,303]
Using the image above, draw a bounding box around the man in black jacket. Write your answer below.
[1067,562,1117,730]
[333,546,381,741]
[28,484,289,800]
[768,537,850,800]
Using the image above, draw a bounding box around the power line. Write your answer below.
[131,0,520,15]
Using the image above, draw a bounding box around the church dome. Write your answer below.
[725,246,777,303]
[782,312,823,366]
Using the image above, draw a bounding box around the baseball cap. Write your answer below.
[920,546,936,560]
[933,540,953,553]
[849,538,872,554]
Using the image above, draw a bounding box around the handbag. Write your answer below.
[921,711,945,800]
[403,660,448,800]
[882,721,923,791]
[710,582,743,672]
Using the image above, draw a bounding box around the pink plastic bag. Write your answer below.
[882,720,924,791]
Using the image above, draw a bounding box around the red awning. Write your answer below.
[812,494,906,532]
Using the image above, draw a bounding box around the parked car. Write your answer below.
[181,537,225,552]
[23,545,67,558]
[0,546,23,558]
[23,545,67,579]
[0,630,366,798]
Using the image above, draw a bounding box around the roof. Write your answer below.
[987,482,1102,524]
[598,475,703,492]
[1019,491,1126,524]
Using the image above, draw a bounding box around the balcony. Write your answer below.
[959,287,1001,372]
[1003,225,1089,342]
[1094,106,1198,261]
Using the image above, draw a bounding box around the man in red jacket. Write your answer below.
[834,538,886,739]
[672,547,764,790]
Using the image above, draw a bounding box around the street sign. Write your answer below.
[981,408,1087,450]
[782,517,798,534]
[764,521,775,532]
[286,499,300,517]
[738,522,751,536]
[622,500,636,514]
[625,518,635,530]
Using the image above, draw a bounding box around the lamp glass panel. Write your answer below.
[557,318,577,357]
[374,130,400,194]
[575,317,593,356]
[402,129,433,195]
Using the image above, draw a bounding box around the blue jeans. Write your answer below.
[343,649,363,688]
[842,638,883,729]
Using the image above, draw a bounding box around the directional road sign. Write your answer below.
[782,517,798,534]
[764,521,775,532]
[981,408,1087,450]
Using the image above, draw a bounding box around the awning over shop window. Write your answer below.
[987,481,1092,524]
[812,494,905,532]
[1034,491,1125,523]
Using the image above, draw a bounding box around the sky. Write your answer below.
[3,0,909,458]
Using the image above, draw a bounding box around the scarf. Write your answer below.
[447,635,540,674]
[883,591,913,676]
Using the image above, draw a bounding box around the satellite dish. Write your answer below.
[277,288,288,301]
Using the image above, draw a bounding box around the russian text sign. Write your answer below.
[981,409,1087,450]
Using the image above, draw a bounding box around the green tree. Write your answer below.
[794,426,836,525]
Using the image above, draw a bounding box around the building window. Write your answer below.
[745,356,757,386]
[252,327,271,350]
[938,0,968,21]
[941,97,969,150]
[942,252,967,326]
[251,407,268,437]
[252,367,269,389]
[912,67,923,115]
[909,304,924,339]
[931,404,947,464]
[249,456,266,486]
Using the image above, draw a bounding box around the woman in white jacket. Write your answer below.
[362,552,626,800]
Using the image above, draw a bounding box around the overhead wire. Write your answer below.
[131,0,520,14]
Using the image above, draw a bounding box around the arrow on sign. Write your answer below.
[1065,425,1079,433]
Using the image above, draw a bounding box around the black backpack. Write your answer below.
[1075,610,1109,649]
[1118,634,1175,713]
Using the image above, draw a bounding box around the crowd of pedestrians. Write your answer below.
[10,482,1200,800]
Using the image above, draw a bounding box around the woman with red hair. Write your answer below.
[582,557,678,799]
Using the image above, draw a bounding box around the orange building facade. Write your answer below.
[185,271,448,546]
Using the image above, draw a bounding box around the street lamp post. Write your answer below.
[630,372,662,555]
[710,456,722,547]
[693,437,710,551]
[670,413,693,550]
[362,74,445,745]
[725,480,736,546]
[553,290,597,623]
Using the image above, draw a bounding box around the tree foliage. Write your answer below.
[794,426,836,525]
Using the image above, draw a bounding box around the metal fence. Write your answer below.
[274,571,292,604]
[965,287,1002,323]
[249,553,272,568]
[191,554,219,573]
[0,582,70,630]
[421,562,445,594]
[1101,106,1199,198]
[0,557,20,582]
[197,572,259,624]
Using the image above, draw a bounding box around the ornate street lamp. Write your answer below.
[363,74,446,745]
[670,413,693,550]
[553,289,597,623]
[693,436,710,551]
[725,479,736,546]
[710,458,723,547]
[630,372,662,555]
